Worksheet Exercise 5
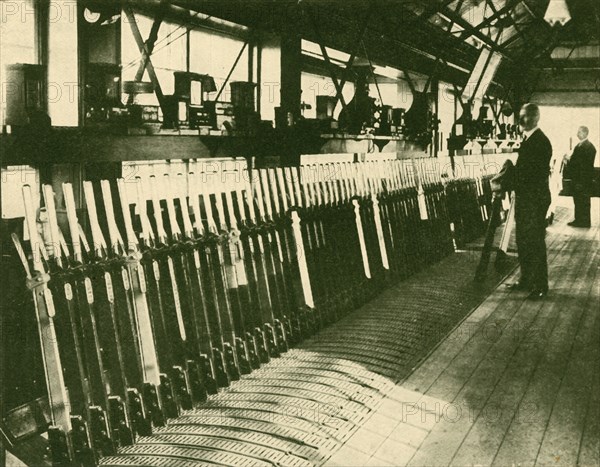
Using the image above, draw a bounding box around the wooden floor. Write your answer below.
[327,201,600,467]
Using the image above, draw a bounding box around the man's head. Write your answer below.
[519,103,540,132]
[577,126,589,141]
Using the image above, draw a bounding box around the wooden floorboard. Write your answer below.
[492,228,598,467]
[455,235,597,467]
[535,277,599,466]
[406,224,584,467]
[577,344,600,467]
[335,203,599,467]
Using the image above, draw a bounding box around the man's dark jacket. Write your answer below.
[512,128,552,291]
[515,129,552,202]
[565,139,596,190]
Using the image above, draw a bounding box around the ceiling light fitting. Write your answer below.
[544,0,571,27]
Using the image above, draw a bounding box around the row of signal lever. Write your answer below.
[12,159,492,466]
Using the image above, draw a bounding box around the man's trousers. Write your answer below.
[515,195,551,291]
[573,192,591,226]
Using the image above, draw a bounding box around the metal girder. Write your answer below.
[521,22,571,66]
[303,3,348,110]
[306,2,477,73]
[374,7,475,74]
[404,0,458,29]
[453,83,467,109]
[487,95,503,132]
[214,41,249,101]
[471,26,505,102]
[499,28,528,48]
[483,0,532,50]
[446,0,464,32]
[486,84,515,132]
[123,6,166,112]
[530,28,564,66]
[390,3,476,65]
[360,40,384,104]
[401,68,418,95]
[440,6,514,61]
[470,0,522,34]
[132,0,170,83]
[129,0,250,40]
[332,8,375,108]
[502,25,566,104]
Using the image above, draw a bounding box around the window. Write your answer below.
[121,14,188,105]
[0,0,37,65]
[120,13,250,106]
[190,28,248,102]
[47,0,78,126]
[301,72,353,120]
[438,82,456,155]
[0,0,38,125]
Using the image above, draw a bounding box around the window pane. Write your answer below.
[121,15,187,103]
[47,0,79,126]
[190,28,248,101]
[0,0,37,65]
[301,72,352,120]
[1,0,38,125]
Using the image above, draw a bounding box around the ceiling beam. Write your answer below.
[303,3,350,109]
[403,0,457,29]
[440,7,514,61]
[126,0,482,88]
[467,0,522,34]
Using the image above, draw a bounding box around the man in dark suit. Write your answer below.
[565,126,596,227]
[507,103,553,299]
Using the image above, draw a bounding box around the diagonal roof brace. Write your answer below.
[440,6,514,61]
[303,3,349,110]
[123,6,167,112]
[470,0,523,34]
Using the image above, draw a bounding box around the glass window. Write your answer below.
[438,82,456,155]
[301,72,353,120]
[47,0,79,127]
[190,28,248,102]
[539,106,600,159]
[370,82,402,108]
[259,35,280,122]
[121,14,187,105]
[1,0,38,125]
[121,13,250,107]
[0,0,37,65]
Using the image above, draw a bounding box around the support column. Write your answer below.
[280,30,302,123]
[432,77,439,157]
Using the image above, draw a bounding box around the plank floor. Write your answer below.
[327,201,600,467]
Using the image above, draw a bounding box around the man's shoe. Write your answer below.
[505,281,530,291]
[568,221,591,227]
[527,289,548,300]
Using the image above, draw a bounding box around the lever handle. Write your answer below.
[62,183,83,262]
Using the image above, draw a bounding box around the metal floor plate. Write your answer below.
[101,249,515,467]
[150,425,318,461]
